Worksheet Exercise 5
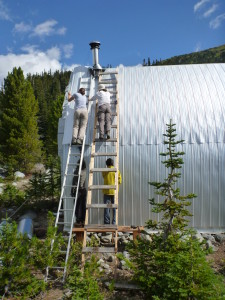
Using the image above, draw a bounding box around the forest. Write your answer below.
[0,67,71,173]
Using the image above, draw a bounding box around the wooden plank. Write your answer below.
[86,203,118,208]
[90,167,117,173]
[91,152,117,157]
[99,71,118,75]
[99,80,117,84]
[95,138,117,142]
[96,124,117,129]
[85,224,118,230]
[72,226,145,234]
[89,185,116,190]
[82,247,116,253]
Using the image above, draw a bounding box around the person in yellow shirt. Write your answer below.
[102,158,122,224]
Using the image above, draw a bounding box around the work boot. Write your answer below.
[106,131,110,139]
[100,134,104,140]
[76,138,82,145]
[71,138,77,145]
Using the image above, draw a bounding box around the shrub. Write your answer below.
[0,184,25,207]
[66,255,105,300]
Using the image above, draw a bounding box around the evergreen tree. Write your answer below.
[47,95,64,155]
[126,120,225,299]
[0,67,42,173]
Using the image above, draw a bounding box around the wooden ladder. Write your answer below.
[82,69,119,263]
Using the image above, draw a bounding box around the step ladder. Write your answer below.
[45,75,93,282]
[81,69,120,264]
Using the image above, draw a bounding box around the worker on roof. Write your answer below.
[68,87,88,145]
[102,158,122,225]
[89,84,111,140]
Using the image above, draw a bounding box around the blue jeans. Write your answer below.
[104,195,116,224]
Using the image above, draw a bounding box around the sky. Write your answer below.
[0,0,224,84]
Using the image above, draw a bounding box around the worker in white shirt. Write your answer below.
[89,84,111,140]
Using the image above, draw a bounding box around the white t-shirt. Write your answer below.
[91,91,110,107]
[73,92,87,110]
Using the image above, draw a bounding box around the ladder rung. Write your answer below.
[48,266,64,269]
[64,185,77,188]
[68,163,79,166]
[82,247,116,253]
[95,138,117,142]
[96,125,117,129]
[99,71,118,75]
[86,204,118,208]
[63,196,75,199]
[59,209,74,211]
[65,173,77,176]
[91,152,117,157]
[88,185,116,190]
[99,80,117,84]
[90,168,117,173]
[57,222,72,225]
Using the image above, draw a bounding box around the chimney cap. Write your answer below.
[89,41,101,49]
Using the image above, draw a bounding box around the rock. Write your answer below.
[14,171,25,179]
[118,260,129,270]
[193,233,204,243]
[100,234,112,243]
[97,258,104,265]
[106,255,115,263]
[202,233,216,243]
[123,251,130,260]
[206,240,218,252]
[101,263,110,270]
[139,232,152,241]
[31,163,45,174]
[214,234,225,243]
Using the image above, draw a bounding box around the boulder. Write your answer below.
[14,171,25,179]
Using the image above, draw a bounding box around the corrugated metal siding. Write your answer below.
[59,64,225,231]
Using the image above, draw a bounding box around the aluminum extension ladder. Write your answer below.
[45,74,93,282]
[81,69,120,264]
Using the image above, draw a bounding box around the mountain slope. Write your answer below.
[149,44,225,66]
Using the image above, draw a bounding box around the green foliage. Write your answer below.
[0,67,42,173]
[126,120,225,299]
[147,120,196,239]
[0,184,25,207]
[0,221,46,299]
[27,70,71,155]
[0,212,67,298]
[26,156,61,204]
[47,95,64,155]
[31,212,66,270]
[146,44,225,66]
[66,255,105,300]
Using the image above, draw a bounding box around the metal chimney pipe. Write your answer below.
[89,41,102,70]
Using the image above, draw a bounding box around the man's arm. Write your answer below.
[89,94,98,102]
[68,92,75,102]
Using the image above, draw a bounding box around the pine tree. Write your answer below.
[0,67,42,173]
[127,120,225,299]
